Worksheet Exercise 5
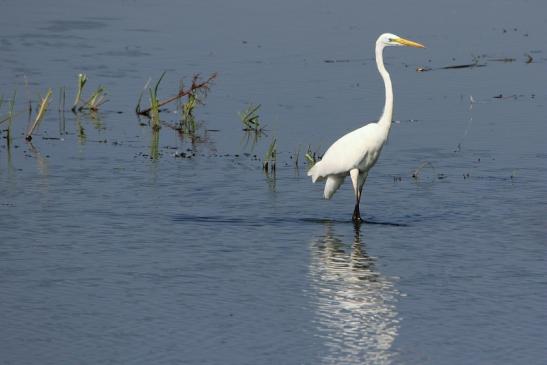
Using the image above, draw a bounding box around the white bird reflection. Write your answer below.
[309,223,400,364]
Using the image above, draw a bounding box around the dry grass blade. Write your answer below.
[81,86,107,111]
[26,89,53,141]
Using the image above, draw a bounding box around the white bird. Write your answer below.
[308,33,425,222]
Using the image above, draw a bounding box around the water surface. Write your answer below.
[1,0,546,364]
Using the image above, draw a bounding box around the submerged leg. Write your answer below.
[351,170,368,222]
[350,169,361,222]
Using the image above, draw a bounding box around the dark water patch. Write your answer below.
[18,33,86,41]
[173,213,408,227]
[97,48,151,58]
[124,28,157,33]
[41,20,108,32]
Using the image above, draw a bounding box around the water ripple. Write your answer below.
[308,224,401,364]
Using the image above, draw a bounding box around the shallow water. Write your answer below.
[1,0,546,364]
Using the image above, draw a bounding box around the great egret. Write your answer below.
[308,33,425,222]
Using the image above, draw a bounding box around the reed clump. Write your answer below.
[71,73,108,112]
[136,72,217,117]
[239,104,263,133]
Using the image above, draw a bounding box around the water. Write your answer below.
[1,0,546,364]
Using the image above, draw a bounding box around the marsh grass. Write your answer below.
[72,73,87,112]
[81,86,107,111]
[135,78,151,114]
[5,91,16,147]
[58,87,66,134]
[71,74,108,112]
[263,137,277,172]
[137,72,216,117]
[179,89,204,135]
[305,145,321,167]
[150,128,160,160]
[148,71,166,131]
[239,104,263,132]
[292,146,301,168]
[25,89,52,141]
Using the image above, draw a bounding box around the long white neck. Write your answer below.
[375,41,393,131]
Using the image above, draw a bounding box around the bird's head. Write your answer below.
[378,33,425,48]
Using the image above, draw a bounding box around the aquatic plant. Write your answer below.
[263,137,277,172]
[71,73,87,112]
[148,71,166,131]
[4,91,17,147]
[180,91,198,134]
[25,89,52,141]
[0,93,13,125]
[80,85,107,111]
[137,72,217,117]
[239,104,262,132]
[150,128,160,159]
[58,87,66,112]
[292,146,301,168]
[305,145,320,167]
[135,78,151,115]
[70,74,108,112]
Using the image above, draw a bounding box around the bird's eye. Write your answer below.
[388,38,395,42]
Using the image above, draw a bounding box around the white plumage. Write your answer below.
[308,33,425,222]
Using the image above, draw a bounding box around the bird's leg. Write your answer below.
[350,169,362,222]
[352,200,361,222]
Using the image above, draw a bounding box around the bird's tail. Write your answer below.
[323,174,345,199]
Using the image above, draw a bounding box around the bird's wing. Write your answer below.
[310,123,382,179]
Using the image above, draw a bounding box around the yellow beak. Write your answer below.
[394,37,425,48]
